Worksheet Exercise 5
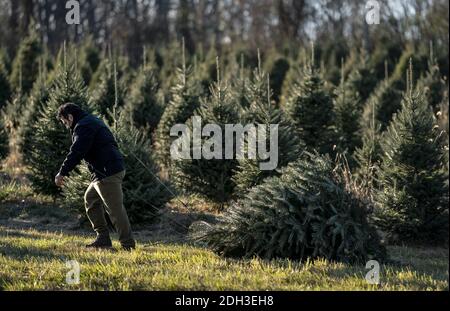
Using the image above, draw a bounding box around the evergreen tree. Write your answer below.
[155,46,204,168]
[9,22,42,95]
[361,71,404,133]
[17,74,50,163]
[333,61,362,159]
[90,60,127,121]
[1,91,27,134]
[284,57,334,154]
[78,37,101,85]
[354,102,383,197]
[171,59,240,205]
[268,57,290,104]
[233,66,303,196]
[63,112,173,223]
[230,53,251,110]
[345,54,378,105]
[417,42,447,112]
[191,152,386,263]
[27,63,90,197]
[374,61,449,243]
[122,66,163,135]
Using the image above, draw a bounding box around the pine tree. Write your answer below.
[334,59,363,159]
[27,63,90,197]
[230,53,251,110]
[17,71,50,163]
[361,66,403,133]
[122,65,163,135]
[90,60,127,121]
[268,56,290,104]
[171,58,240,205]
[78,37,101,85]
[354,101,383,197]
[284,47,334,154]
[63,111,173,223]
[233,57,303,196]
[155,43,204,168]
[344,50,378,105]
[417,42,447,112]
[191,152,386,263]
[374,60,449,243]
[9,21,42,95]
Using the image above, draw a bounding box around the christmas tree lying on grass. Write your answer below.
[171,58,240,205]
[374,60,449,244]
[191,152,386,263]
[27,62,90,197]
[63,111,173,223]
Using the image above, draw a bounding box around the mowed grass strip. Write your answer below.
[0,226,448,291]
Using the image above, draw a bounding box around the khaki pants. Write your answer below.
[84,170,135,247]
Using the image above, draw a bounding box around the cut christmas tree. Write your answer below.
[191,152,386,263]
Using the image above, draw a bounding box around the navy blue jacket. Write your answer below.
[58,113,125,181]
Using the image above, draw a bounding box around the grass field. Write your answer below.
[0,175,449,291]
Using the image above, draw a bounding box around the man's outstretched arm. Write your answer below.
[56,124,96,183]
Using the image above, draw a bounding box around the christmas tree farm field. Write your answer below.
[0,182,448,291]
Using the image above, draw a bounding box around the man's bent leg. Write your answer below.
[84,182,109,237]
[94,171,135,248]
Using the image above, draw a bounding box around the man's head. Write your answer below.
[57,103,84,129]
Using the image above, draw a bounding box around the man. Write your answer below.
[55,103,136,250]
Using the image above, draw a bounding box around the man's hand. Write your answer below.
[55,173,65,187]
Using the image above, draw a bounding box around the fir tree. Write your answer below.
[233,53,303,196]
[268,56,290,104]
[417,42,447,112]
[90,60,127,121]
[361,64,403,133]
[284,46,334,154]
[122,65,163,135]
[334,59,362,159]
[374,60,449,243]
[354,100,383,197]
[17,71,50,163]
[191,152,386,263]
[27,63,90,197]
[78,37,101,85]
[345,56,378,105]
[63,111,173,223]
[9,21,42,94]
[230,53,251,110]
[155,43,204,168]
[171,58,240,205]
